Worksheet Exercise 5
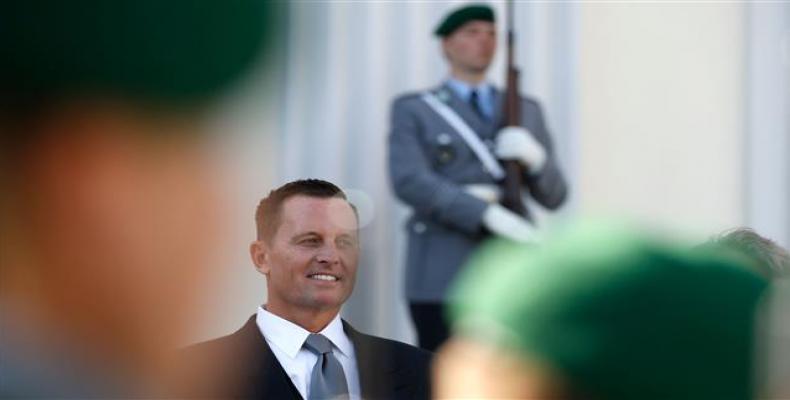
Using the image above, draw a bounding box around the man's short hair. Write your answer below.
[710,228,789,279]
[255,179,356,241]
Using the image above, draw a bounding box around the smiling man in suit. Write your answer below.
[388,3,568,352]
[183,179,431,399]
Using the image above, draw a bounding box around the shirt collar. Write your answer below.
[445,77,493,102]
[319,312,353,358]
[256,306,353,359]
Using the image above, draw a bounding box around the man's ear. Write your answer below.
[250,240,270,275]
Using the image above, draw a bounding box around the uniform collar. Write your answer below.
[445,77,493,102]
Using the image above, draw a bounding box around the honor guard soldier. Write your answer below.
[388,4,568,352]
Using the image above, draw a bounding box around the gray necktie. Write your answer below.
[303,333,349,400]
[469,89,487,121]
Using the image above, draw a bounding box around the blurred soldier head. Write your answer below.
[0,0,276,396]
[435,5,497,78]
[250,179,360,332]
[705,228,790,399]
[435,222,770,400]
[707,227,789,279]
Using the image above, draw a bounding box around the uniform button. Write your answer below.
[437,133,452,145]
[413,222,426,234]
[484,139,495,149]
[438,149,453,164]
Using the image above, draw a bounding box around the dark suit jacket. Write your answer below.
[179,315,432,399]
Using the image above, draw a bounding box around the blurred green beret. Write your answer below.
[434,4,495,37]
[449,221,769,400]
[0,0,279,106]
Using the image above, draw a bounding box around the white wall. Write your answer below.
[745,3,790,249]
[578,3,746,236]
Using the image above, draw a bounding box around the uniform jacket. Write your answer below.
[388,82,567,302]
[180,315,432,399]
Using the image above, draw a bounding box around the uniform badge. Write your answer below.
[436,133,455,165]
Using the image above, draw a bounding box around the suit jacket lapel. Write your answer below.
[344,321,414,399]
[235,316,303,400]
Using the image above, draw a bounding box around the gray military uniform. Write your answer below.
[388,82,568,303]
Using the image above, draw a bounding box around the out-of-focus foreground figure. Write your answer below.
[708,228,790,399]
[435,222,771,400]
[709,228,789,279]
[0,1,274,397]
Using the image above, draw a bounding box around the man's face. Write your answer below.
[256,195,359,317]
[443,20,497,74]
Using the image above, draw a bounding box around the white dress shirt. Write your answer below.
[256,306,361,400]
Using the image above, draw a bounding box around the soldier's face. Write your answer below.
[435,337,566,398]
[255,196,359,318]
[443,21,497,73]
[10,105,228,356]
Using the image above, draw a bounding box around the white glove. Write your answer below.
[482,203,536,243]
[495,126,546,173]
[464,184,501,204]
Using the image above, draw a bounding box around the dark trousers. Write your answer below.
[409,302,449,352]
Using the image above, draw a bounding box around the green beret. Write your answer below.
[449,221,769,400]
[434,4,495,37]
[0,0,279,106]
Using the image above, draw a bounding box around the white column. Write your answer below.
[745,3,790,248]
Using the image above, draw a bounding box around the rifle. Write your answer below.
[499,0,528,217]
